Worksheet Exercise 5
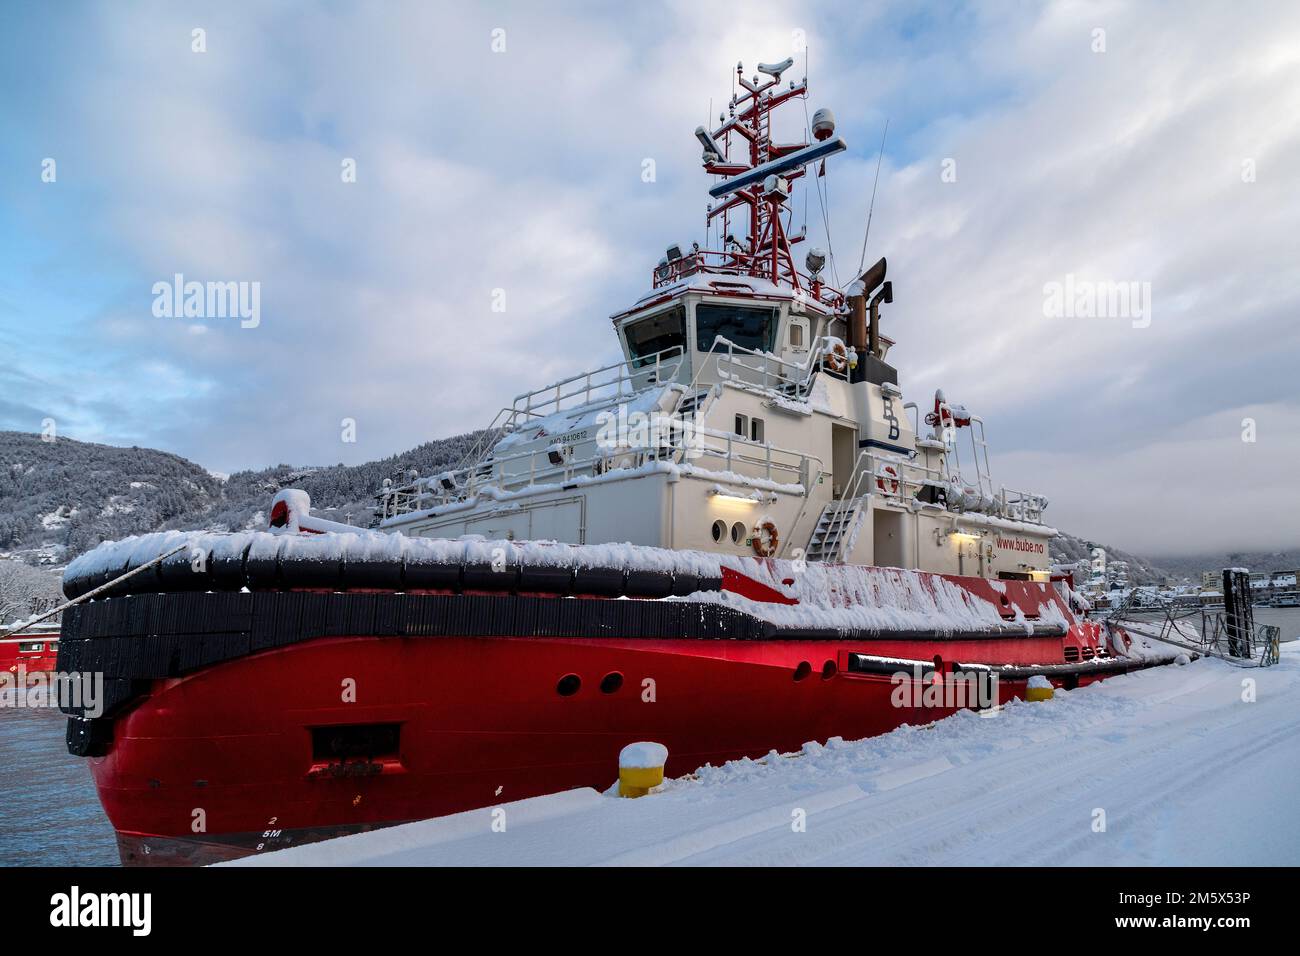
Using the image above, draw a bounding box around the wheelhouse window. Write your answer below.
[695,303,778,354]
[623,306,686,368]
[17,642,43,653]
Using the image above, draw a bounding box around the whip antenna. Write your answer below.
[857,118,889,275]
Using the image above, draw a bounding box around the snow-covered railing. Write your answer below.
[688,425,818,489]
[510,345,685,423]
[651,248,844,309]
[998,488,1048,524]
[691,333,848,399]
[439,346,689,490]
[375,424,819,522]
[813,449,1051,559]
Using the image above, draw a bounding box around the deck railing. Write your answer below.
[376,414,819,522]
[650,248,844,310]
[510,345,686,422]
[814,447,1049,561]
[446,345,687,481]
[690,333,849,399]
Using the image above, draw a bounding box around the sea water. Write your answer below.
[0,703,119,866]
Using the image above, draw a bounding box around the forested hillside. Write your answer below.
[0,430,480,566]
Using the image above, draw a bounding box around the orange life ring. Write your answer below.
[875,463,900,495]
[752,519,780,557]
[824,342,849,374]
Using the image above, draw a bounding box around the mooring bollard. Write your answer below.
[1026,675,1054,702]
[618,742,669,798]
[1222,568,1254,658]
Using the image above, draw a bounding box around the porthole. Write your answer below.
[711,519,726,542]
[730,521,746,545]
[793,661,812,682]
[821,659,837,680]
[599,671,624,694]
[556,674,581,697]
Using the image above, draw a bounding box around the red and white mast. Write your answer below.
[674,57,846,306]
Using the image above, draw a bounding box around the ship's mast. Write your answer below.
[692,58,846,302]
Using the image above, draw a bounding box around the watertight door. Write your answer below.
[873,508,907,569]
[831,424,856,500]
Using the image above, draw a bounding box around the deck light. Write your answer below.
[708,488,772,505]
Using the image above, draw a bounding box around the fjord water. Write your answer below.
[0,703,118,866]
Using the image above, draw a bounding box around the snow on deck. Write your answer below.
[64,527,1063,635]
[230,646,1300,867]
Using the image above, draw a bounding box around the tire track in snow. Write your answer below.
[670,665,1299,866]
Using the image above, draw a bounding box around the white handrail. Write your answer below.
[812,445,1048,562]
[377,419,821,520]
[689,333,848,399]
[511,345,685,421]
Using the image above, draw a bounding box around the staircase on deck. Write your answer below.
[805,498,867,563]
[674,388,712,421]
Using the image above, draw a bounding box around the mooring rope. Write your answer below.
[0,542,190,641]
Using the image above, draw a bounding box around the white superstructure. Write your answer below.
[375,60,1055,582]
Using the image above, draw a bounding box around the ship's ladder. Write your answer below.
[805,498,867,563]
[674,387,714,421]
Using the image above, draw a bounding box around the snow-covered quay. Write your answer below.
[234,645,1300,867]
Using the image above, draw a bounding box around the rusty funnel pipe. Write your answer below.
[869,280,893,357]
[858,256,887,298]
[847,257,886,354]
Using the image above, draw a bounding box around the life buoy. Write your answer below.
[875,463,900,495]
[752,519,780,557]
[823,342,849,374]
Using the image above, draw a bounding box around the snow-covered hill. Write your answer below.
[0,429,481,566]
[235,647,1300,866]
[0,432,223,564]
[1050,531,1175,585]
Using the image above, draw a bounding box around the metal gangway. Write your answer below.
[1103,571,1281,668]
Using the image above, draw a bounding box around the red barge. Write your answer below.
[58,58,1172,865]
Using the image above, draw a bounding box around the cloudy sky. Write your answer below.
[1,0,1297,557]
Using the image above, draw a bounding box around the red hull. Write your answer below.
[89,625,1123,865]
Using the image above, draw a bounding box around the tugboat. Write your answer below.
[58,58,1175,865]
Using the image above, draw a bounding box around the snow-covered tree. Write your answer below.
[0,557,63,626]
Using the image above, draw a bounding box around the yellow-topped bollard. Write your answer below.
[618,742,669,798]
[1025,675,1054,702]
